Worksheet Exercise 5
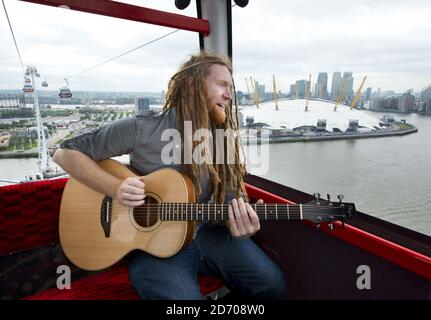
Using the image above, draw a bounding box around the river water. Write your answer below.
[1,111,430,236]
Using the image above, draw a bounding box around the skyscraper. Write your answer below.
[317,72,328,99]
[399,90,415,112]
[290,84,295,96]
[343,72,354,101]
[331,72,342,100]
[255,81,266,98]
[295,80,307,98]
[365,87,372,100]
[420,85,431,113]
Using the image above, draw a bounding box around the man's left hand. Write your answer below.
[228,198,263,238]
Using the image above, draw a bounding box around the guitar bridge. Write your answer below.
[100,196,112,238]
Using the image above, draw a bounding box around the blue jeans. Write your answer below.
[127,223,286,300]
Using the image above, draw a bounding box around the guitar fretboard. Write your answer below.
[138,203,343,222]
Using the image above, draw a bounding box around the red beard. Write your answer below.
[208,105,226,125]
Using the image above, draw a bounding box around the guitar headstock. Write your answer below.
[308,193,357,228]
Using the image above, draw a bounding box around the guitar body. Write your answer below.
[59,160,356,271]
[59,159,196,271]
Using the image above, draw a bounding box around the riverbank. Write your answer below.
[0,149,38,158]
[0,126,419,157]
[243,126,418,144]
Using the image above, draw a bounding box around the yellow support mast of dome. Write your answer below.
[334,78,348,111]
[319,82,324,99]
[305,74,311,111]
[245,78,251,96]
[245,77,254,107]
[351,76,367,110]
[273,74,279,110]
[250,76,260,109]
[253,78,260,109]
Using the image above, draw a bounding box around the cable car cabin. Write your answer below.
[42,81,48,87]
[2,0,430,302]
[23,84,34,93]
[0,175,430,300]
[58,87,72,99]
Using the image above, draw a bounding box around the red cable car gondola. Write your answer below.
[59,87,72,99]
[23,84,34,93]
[59,78,72,99]
[23,77,34,93]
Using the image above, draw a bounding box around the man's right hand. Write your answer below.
[115,176,146,207]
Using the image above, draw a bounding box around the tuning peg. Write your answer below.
[327,215,335,230]
[337,194,344,204]
[313,193,321,205]
[327,194,332,205]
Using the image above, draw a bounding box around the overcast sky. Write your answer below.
[1,0,430,93]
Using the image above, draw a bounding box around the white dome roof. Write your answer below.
[239,99,381,132]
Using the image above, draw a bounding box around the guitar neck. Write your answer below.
[152,203,339,222]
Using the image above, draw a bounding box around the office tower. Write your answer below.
[317,72,328,99]
[331,72,342,100]
[343,72,354,101]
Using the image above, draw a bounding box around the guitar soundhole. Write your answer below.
[133,196,159,227]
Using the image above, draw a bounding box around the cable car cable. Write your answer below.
[67,29,180,79]
[66,2,241,80]
[2,0,25,73]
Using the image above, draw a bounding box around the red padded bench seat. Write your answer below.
[0,179,225,300]
[23,264,225,300]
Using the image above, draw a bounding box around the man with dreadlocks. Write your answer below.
[54,51,286,300]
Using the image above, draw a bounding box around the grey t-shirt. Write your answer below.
[61,108,235,204]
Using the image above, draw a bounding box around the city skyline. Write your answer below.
[1,0,430,93]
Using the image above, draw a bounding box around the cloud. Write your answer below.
[1,0,430,93]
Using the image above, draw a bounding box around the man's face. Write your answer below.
[204,64,233,125]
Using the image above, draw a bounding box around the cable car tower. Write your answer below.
[25,65,55,179]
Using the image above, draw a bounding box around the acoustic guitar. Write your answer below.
[59,159,356,270]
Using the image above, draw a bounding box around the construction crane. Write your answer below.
[273,74,279,110]
[350,76,367,110]
[305,74,311,111]
[334,78,348,111]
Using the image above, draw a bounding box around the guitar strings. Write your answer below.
[110,204,347,210]
[112,209,347,215]
[107,203,351,220]
[110,203,340,207]
[112,211,348,220]
[113,209,346,214]
[111,204,346,209]
[113,214,347,221]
